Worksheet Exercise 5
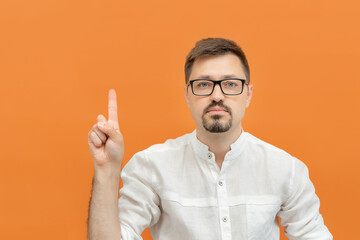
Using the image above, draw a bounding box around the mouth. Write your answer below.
[207,108,228,114]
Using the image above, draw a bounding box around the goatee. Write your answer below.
[202,102,232,133]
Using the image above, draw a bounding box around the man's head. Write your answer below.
[185,38,250,85]
[184,38,253,134]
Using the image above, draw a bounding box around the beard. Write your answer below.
[202,102,232,133]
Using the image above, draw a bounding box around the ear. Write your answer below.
[245,84,253,108]
[184,84,190,107]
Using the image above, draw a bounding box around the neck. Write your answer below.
[196,125,243,169]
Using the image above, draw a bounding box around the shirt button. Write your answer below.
[222,217,228,222]
[208,153,212,159]
[218,181,223,186]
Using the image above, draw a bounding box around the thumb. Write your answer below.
[97,122,122,143]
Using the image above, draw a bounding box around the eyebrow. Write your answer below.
[195,74,241,79]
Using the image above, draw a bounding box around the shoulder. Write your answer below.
[126,132,193,167]
[143,132,193,154]
[244,132,289,156]
[243,132,307,170]
[243,132,310,201]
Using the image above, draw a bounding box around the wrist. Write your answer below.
[94,161,121,176]
[94,168,121,185]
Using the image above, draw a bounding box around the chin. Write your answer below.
[203,119,232,133]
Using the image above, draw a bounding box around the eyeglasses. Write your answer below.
[188,79,247,96]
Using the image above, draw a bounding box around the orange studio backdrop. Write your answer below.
[0,0,359,239]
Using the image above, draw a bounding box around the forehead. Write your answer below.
[190,53,246,80]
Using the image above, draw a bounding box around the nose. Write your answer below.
[209,84,225,102]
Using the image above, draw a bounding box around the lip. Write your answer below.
[207,107,227,113]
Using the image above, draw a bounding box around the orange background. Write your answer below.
[1,0,359,239]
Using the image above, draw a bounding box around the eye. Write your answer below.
[223,80,238,88]
[196,81,211,88]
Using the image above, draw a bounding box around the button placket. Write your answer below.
[217,177,231,239]
[206,152,219,182]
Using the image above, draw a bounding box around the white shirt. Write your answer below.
[118,130,332,240]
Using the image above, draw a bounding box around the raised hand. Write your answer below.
[88,89,124,176]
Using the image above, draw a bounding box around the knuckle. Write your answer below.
[88,130,93,137]
[92,134,100,143]
[89,131,95,139]
[94,140,101,147]
[92,123,101,133]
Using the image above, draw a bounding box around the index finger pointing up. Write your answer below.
[108,89,118,124]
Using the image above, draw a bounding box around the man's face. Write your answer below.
[185,53,253,134]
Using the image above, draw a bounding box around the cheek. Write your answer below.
[235,104,247,120]
[229,99,247,118]
[188,100,208,119]
[188,102,201,117]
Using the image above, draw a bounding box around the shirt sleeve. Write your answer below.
[277,157,333,240]
[118,151,161,240]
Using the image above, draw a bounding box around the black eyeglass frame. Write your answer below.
[187,78,247,96]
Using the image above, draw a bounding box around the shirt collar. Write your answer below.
[190,129,247,161]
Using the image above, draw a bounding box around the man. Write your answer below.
[87,38,332,240]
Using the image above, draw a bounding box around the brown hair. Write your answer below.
[184,38,250,84]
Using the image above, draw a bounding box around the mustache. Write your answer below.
[203,101,232,116]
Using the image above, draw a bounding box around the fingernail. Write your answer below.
[97,122,105,128]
